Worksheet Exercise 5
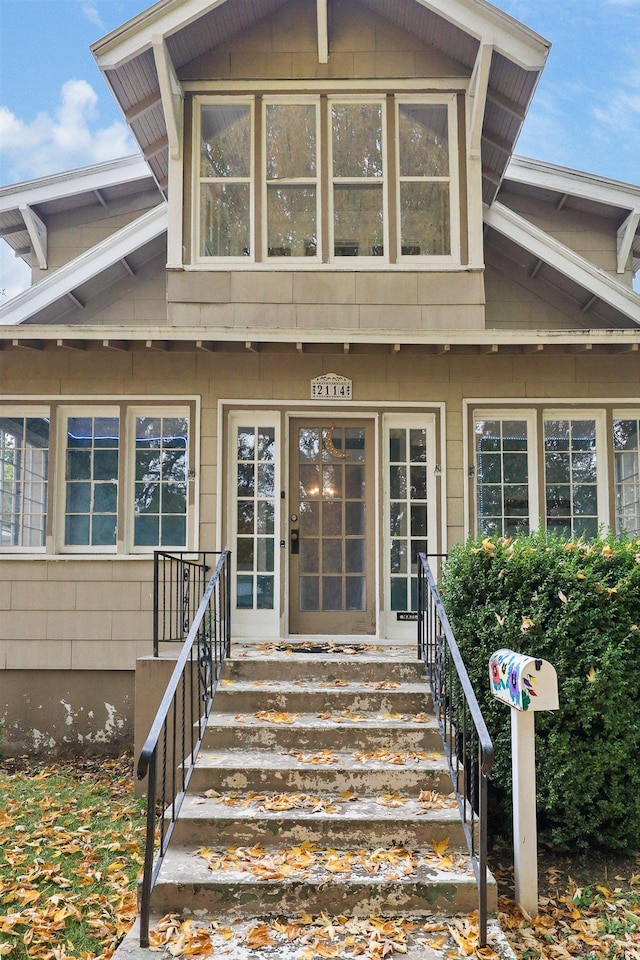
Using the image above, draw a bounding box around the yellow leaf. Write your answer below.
[587,666,597,683]
[521,616,535,633]
[558,590,568,604]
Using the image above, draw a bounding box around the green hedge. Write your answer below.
[440,530,640,853]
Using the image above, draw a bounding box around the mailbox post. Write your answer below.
[489,649,559,917]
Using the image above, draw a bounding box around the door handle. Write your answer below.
[290,528,300,554]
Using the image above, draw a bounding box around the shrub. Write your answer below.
[440,530,640,853]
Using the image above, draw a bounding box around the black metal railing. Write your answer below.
[137,550,231,947]
[153,551,218,656]
[417,553,494,947]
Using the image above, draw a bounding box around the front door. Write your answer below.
[289,418,375,634]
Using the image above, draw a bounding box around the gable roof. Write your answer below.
[91,0,550,203]
[504,157,640,277]
[0,155,161,268]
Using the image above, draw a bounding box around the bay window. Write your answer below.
[194,93,458,264]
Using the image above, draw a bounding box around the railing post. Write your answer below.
[139,749,157,947]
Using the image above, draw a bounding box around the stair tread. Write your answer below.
[208,712,438,729]
[178,793,459,823]
[217,679,430,692]
[156,843,483,886]
[116,913,503,960]
[196,747,446,769]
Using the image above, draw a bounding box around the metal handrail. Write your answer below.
[137,550,231,946]
[417,553,494,947]
[153,551,216,656]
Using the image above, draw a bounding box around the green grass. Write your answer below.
[0,755,145,960]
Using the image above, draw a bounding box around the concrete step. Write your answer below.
[189,746,451,795]
[202,712,443,752]
[224,650,425,684]
[115,913,512,960]
[169,791,464,848]
[148,843,495,918]
[212,680,433,715]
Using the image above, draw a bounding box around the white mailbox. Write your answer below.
[490,648,559,712]
[489,647,559,918]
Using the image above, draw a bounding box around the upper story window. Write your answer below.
[194,93,459,266]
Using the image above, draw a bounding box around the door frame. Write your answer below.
[219,400,447,640]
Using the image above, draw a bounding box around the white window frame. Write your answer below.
[125,406,192,554]
[612,409,640,537]
[395,93,460,264]
[193,92,461,269]
[262,96,321,262]
[382,412,438,640]
[227,410,281,637]
[473,408,538,537]
[328,95,388,265]
[56,405,121,555]
[0,405,50,553]
[194,96,255,264]
[542,409,608,538]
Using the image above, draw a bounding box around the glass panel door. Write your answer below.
[289,418,375,634]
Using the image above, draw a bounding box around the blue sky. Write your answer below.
[0,0,639,295]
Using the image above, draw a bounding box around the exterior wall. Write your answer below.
[0,668,133,756]
[180,0,470,82]
[167,269,486,333]
[31,192,160,283]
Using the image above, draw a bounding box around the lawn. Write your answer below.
[0,755,145,960]
[1,756,639,959]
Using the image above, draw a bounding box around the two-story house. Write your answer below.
[1,0,639,753]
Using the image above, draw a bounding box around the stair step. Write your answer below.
[190,747,451,795]
[203,713,442,752]
[213,680,433,714]
[224,652,424,684]
[116,913,500,960]
[148,844,495,917]
[169,792,463,847]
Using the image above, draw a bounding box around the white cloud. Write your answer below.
[0,79,133,184]
[79,1,104,29]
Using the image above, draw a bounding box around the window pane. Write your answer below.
[200,183,250,258]
[475,418,530,538]
[544,418,598,538]
[201,104,250,177]
[64,415,119,548]
[234,423,277,610]
[332,103,382,178]
[266,103,316,179]
[1,416,49,548]
[134,416,188,549]
[614,418,640,536]
[398,104,449,177]
[400,182,450,256]
[267,186,317,258]
[334,184,383,257]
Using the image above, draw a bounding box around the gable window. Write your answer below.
[265,100,318,258]
[199,101,252,258]
[397,101,451,256]
[0,413,49,549]
[194,93,458,265]
[331,100,385,258]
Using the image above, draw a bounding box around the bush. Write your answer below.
[441,530,640,853]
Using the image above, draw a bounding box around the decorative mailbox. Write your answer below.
[489,647,559,918]
[490,648,559,712]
